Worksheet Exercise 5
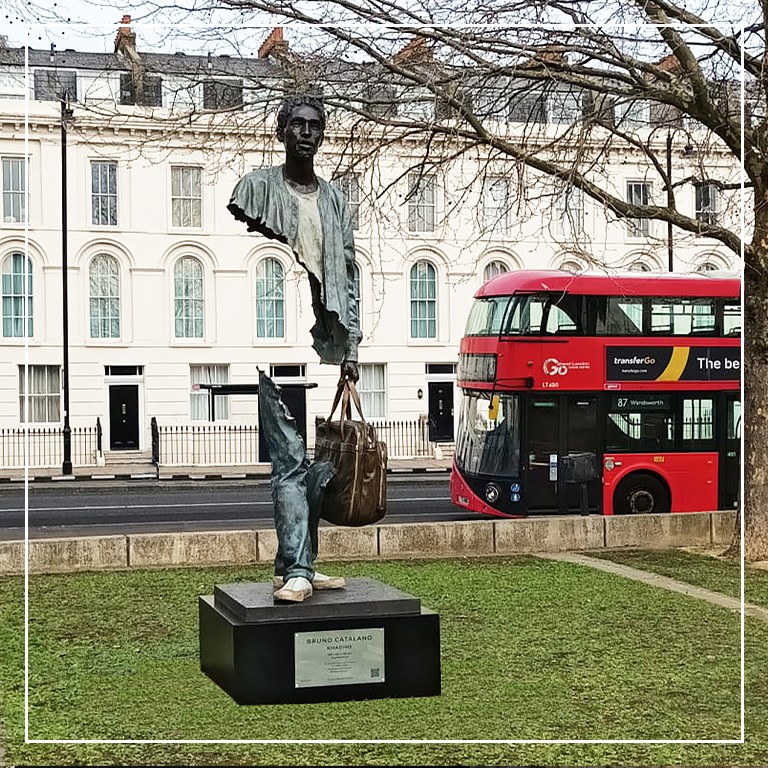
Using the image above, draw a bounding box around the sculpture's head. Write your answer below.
[276,95,326,160]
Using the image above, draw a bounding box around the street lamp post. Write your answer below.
[61,97,73,475]
[666,131,674,272]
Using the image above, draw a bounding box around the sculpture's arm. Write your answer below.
[341,198,361,382]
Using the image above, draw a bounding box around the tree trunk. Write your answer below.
[742,237,768,560]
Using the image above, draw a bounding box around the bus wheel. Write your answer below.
[614,473,670,515]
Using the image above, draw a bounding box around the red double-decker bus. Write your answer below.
[451,270,741,517]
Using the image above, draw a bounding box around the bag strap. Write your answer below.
[326,378,367,433]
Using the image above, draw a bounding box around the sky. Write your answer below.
[0,0,284,55]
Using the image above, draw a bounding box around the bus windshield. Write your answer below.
[455,392,521,478]
[464,296,511,336]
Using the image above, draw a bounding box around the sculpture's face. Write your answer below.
[282,104,324,160]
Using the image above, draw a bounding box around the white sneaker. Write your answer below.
[273,576,313,603]
[273,572,346,590]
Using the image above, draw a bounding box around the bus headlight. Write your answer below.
[484,483,500,503]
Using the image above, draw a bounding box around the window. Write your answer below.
[410,260,437,339]
[332,173,360,229]
[174,256,204,338]
[19,365,60,423]
[89,254,120,339]
[560,261,583,274]
[695,183,719,225]
[723,299,741,336]
[548,87,583,124]
[602,297,644,335]
[203,79,243,110]
[482,178,511,234]
[352,261,362,332]
[119,73,162,107]
[255,258,285,339]
[190,364,229,421]
[2,157,26,224]
[696,262,720,272]
[91,161,117,226]
[626,181,651,237]
[607,409,674,452]
[508,89,546,123]
[465,296,510,336]
[555,184,584,238]
[398,86,434,120]
[682,397,715,447]
[33,69,77,102]
[2,252,32,337]
[358,363,386,419]
[483,260,508,283]
[628,261,652,272]
[649,298,716,336]
[171,166,202,228]
[615,99,650,129]
[407,173,435,233]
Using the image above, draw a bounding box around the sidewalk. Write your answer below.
[0,455,452,485]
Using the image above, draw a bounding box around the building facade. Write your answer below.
[0,26,740,463]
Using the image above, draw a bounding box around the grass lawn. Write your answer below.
[591,548,768,606]
[0,555,765,765]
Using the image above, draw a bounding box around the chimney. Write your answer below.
[114,14,136,54]
[393,36,432,65]
[258,27,287,59]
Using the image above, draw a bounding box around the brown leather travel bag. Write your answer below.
[314,379,387,526]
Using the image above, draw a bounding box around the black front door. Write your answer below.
[109,385,139,449]
[259,384,308,463]
[428,382,454,442]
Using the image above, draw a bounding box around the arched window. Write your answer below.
[352,261,362,333]
[560,260,583,274]
[256,258,285,339]
[409,260,437,339]
[2,252,33,337]
[628,261,652,272]
[89,254,120,338]
[696,262,719,272]
[174,256,204,338]
[483,260,508,283]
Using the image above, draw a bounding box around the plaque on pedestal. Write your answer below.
[199,577,441,704]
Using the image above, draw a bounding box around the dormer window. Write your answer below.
[119,73,162,107]
[34,70,77,102]
[203,79,243,110]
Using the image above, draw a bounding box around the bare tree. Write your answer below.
[6,0,756,552]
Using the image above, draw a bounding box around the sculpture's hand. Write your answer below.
[340,361,359,383]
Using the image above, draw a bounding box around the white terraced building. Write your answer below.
[0,23,739,468]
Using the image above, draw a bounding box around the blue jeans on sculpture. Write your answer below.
[258,370,334,581]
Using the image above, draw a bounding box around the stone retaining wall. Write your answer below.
[0,511,737,576]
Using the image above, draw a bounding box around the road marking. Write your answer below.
[0,496,451,514]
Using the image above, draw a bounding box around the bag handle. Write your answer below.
[326,378,367,433]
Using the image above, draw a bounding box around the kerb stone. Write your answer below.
[605,512,711,549]
[494,516,604,553]
[29,536,127,573]
[377,521,493,558]
[128,530,257,568]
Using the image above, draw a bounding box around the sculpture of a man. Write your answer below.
[228,95,362,603]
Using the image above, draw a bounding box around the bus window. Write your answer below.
[543,294,582,334]
[723,299,741,337]
[464,296,511,336]
[504,294,581,335]
[682,397,715,449]
[455,392,521,478]
[727,399,742,439]
[601,297,644,335]
[650,298,715,336]
[607,410,674,452]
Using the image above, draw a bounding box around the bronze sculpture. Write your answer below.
[228,95,361,602]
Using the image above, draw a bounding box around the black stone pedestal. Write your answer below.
[199,577,441,704]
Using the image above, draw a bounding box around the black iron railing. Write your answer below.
[0,426,99,468]
[158,424,260,466]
